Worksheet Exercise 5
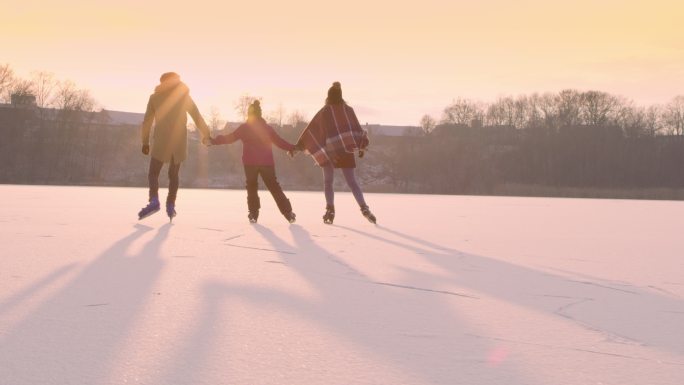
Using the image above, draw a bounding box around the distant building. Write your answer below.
[10,93,37,107]
[432,123,471,136]
[103,110,144,126]
[364,124,422,137]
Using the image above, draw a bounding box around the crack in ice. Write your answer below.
[466,333,684,366]
[224,243,296,255]
[567,279,639,294]
[369,281,479,299]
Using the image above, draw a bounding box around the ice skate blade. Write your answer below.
[138,208,160,220]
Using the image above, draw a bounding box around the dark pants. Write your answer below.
[148,157,181,204]
[323,165,367,207]
[244,165,292,215]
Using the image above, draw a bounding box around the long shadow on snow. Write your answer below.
[0,223,170,385]
[157,223,533,385]
[244,223,527,383]
[0,263,79,317]
[334,224,684,359]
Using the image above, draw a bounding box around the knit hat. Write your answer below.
[247,100,262,118]
[160,72,180,83]
[327,81,342,103]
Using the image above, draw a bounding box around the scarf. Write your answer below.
[297,104,369,166]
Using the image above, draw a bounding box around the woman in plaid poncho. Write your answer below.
[294,82,376,224]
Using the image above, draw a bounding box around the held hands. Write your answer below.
[287,143,304,159]
[142,144,150,155]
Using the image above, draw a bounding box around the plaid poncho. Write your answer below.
[296,104,369,167]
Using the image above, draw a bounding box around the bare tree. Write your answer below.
[207,106,222,131]
[486,96,526,128]
[265,102,287,127]
[524,93,544,128]
[54,80,95,111]
[0,63,14,102]
[556,89,582,127]
[513,95,531,128]
[419,114,436,135]
[10,79,34,98]
[30,71,57,108]
[53,80,96,125]
[233,93,261,120]
[664,96,684,135]
[53,80,78,111]
[441,98,484,126]
[287,110,307,129]
[530,93,560,129]
[619,104,647,138]
[643,105,663,137]
[580,90,622,126]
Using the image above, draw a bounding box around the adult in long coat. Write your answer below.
[138,72,211,220]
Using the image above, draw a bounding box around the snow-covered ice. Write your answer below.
[1,185,683,385]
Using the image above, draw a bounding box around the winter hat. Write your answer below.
[327,81,343,104]
[247,100,262,118]
[160,72,180,83]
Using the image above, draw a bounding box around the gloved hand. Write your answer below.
[142,144,150,155]
[358,149,365,158]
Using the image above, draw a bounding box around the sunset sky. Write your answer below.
[2,0,683,125]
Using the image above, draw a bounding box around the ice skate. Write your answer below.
[284,211,296,224]
[361,205,376,224]
[323,205,335,225]
[138,197,160,220]
[166,202,176,222]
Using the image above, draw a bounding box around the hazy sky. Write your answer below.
[2,0,683,125]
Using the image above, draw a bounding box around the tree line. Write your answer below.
[398,90,684,197]
[0,64,96,114]
[3,62,684,199]
[420,90,684,137]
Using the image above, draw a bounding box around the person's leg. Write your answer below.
[140,157,163,218]
[166,156,181,205]
[148,157,164,202]
[341,168,367,208]
[321,165,336,223]
[244,165,261,215]
[341,168,376,223]
[323,165,335,207]
[260,166,293,215]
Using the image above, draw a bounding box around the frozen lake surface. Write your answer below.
[1,185,683,384]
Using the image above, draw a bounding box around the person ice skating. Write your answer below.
[138,72,211,221]
[292,82,375,224]
[211,100,297,224]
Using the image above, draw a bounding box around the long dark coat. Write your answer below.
[141,80,210,163]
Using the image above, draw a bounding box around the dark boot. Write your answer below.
[284,211,296,224]
[138,197,160,220]
[166,201,176,221]
[360,205,376,224]
[323,205,335,224]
